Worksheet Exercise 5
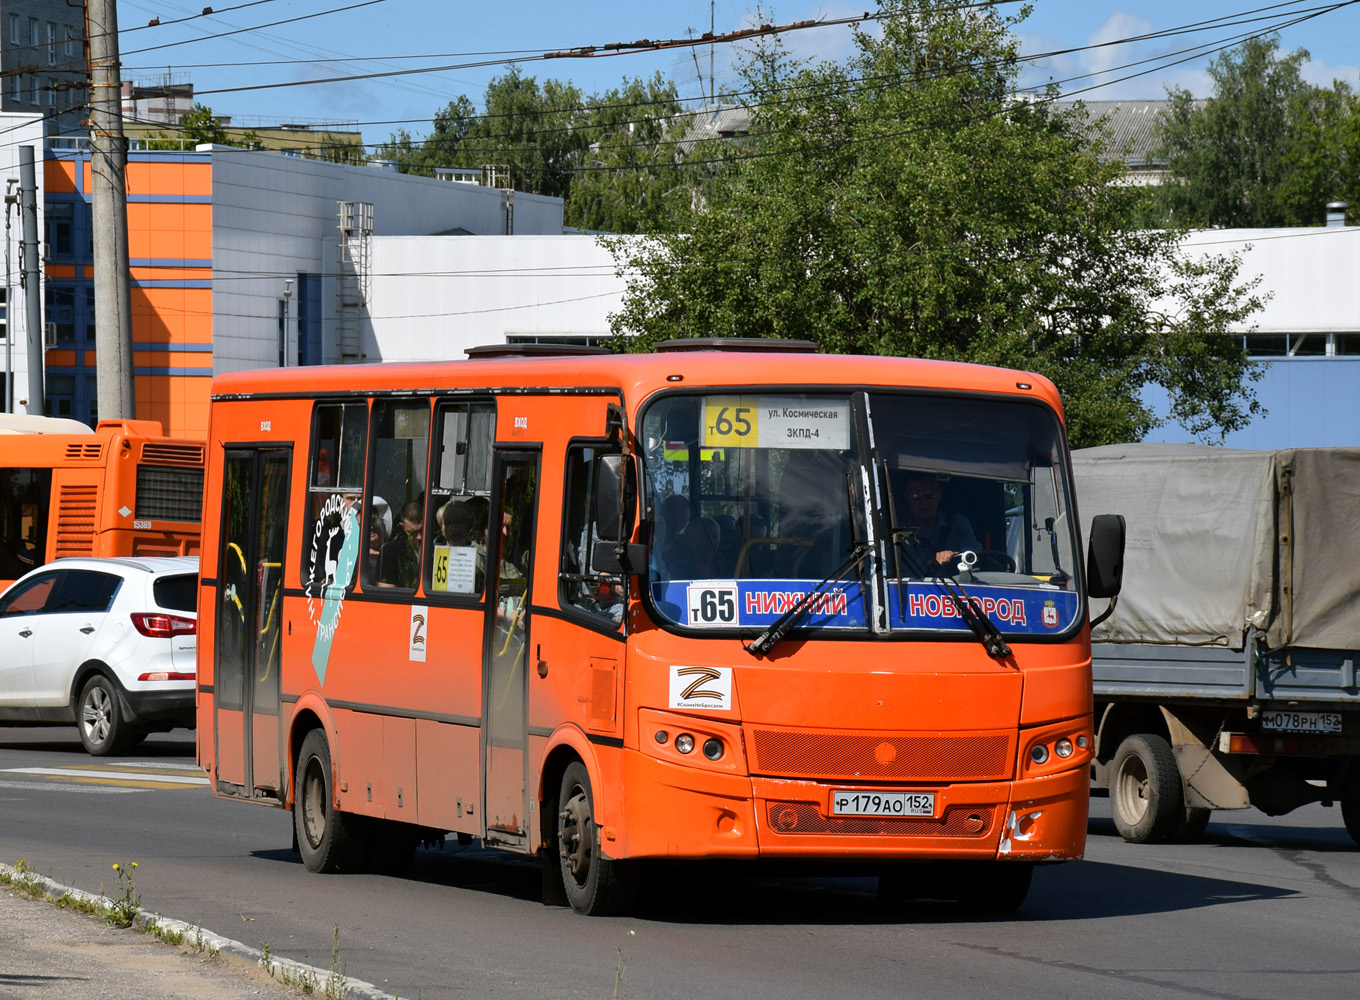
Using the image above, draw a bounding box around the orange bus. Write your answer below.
[0,416,204,589]
[196,340,1124,914]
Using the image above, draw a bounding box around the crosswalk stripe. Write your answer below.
[0,779,139,794]
[3,767,209,786]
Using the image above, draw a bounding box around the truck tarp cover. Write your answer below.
[1073,444,1360,651]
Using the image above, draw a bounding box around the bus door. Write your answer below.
[482,450,539,848]
[213,448,290,801]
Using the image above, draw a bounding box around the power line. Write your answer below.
[121,0,389,57]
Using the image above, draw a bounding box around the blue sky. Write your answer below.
[115,1,1360,144]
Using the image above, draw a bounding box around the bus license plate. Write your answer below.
[831,791,935,818]
[1260,711,1342,734]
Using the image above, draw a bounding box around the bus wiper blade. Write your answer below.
[745,541,872,658]
[892,533,1012,661]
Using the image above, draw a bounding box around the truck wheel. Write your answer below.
[1173,807,1212,843]
[1342,774,1360,846]
[1110,733,1184,844]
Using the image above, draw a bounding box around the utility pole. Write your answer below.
[86,0,135,420]
[19,148,42,414]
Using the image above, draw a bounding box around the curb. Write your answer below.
[0,863,399,1000]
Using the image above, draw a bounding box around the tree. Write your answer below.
[380,74,700,233]
[603,0,1266,447]
[562,74,700,233]
[179,103,231,147]
[1156,35,1359,227]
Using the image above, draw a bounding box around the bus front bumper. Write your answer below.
[616,749,1087,862]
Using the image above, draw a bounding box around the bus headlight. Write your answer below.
[1055,738,1074,758]
[675,734,695,754]
[702,738,724,761]
[1030,744,1050,764]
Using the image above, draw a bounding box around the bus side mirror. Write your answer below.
[1086,513,1125,599]
[594,454,636,541]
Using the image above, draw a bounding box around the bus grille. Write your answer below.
[63,442,103,461]
[136,466,205,523]
[55,485,98,556]
[763,802,996,837]
[747,728,1014,782]
[141,442,205,467]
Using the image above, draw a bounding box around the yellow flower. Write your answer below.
[129,863,137,869]
[112,864,120,871]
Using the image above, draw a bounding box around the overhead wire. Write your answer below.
[95,0,1354,168]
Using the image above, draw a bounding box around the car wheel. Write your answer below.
[78,675,134,756]
[557,760,634,915]
[294,729,367,873]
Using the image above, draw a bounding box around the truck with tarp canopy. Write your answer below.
[1074,443,1360,845]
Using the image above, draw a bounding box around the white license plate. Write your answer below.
[1260,710,1342,734]
[831,791,935,817]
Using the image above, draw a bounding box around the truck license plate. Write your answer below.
[831,791,935,817]
[1260,711,1342,734]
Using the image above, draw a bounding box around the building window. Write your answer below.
[45,78,55,107]
[65,25,74,58]
[8,14,18,46]
[29,76,39,106]
[44,375,75,418]
[45,202,74,256]
[46,23,55,65]
[9,75,19,105]
[45,288,76,345]
[28,18,38,47]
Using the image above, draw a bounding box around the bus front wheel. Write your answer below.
[295,730,367,873]
[557,761,634,915]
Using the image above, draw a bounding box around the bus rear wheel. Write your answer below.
[557,761,633,915]
[295,730,367,873]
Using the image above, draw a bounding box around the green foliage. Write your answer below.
[1156,35,1360,227]
[604,0,1265,447]
[105,861,140,928]
[379,72,701,232]
[179,104,231,147]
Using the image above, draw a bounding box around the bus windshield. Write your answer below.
[640,390,1081,639]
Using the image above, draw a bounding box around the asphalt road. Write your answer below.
[1,726,1358,1000]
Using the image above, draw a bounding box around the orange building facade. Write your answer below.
[45,151,214,439]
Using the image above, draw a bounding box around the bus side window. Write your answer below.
[560,445,625,629]
[0,468,51,579]
[425,401,494,598]
[302,402,367,593]
[364,400,431,592]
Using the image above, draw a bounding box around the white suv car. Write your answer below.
[0,556,198,755]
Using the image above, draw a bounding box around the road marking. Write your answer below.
[0,779,138,794]
[1,765,210,790]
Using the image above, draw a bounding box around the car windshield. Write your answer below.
[639,389,1082,640]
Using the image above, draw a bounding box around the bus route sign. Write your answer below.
[703,396,850,450]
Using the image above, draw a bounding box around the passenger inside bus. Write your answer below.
[671,515,722,579]
[378,498,424,588]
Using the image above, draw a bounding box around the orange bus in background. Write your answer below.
[196,340,1124,914]
[0,416,204,589]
